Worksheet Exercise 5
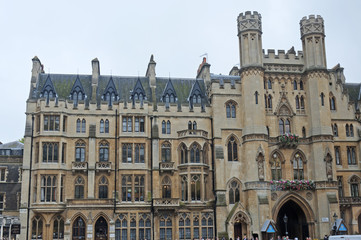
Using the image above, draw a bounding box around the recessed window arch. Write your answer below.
[100,119,104,133]
[295,96,300,109]
[227,136,238,161]
[255,91,259,104]
[105,119,109,133]
[300,96,305,109]
[302,127,306,138]
[190,143,201,163]
[346,124,350,137]
[179,143,188,164]
[74,176,85,199]
[320,92,325,106]
[72,217,86,240]
[167,120,171,134]
[41,175,57,202]
[81,119,86,133]
[193,121,197,130]
[267,79,272,89]
[188,121,192,130]
[161,142,171,162]
[293,152,305,180]
[162,120,166,134]
[53,215,64,240]
[31,216,43,240]
[162,176,172,198]
[270,152,282,180]
[279,118,291,135]
[330,96,336,110]
[333,124,338,137]
[115,214,128,240]
[76,119,81,133]
[293,80,298,90]
[300,80,304,90]
[226,101,237,118]
[75,140,86,162]
[350,176,360,197]
[228,179,240,204]
[350,124,354,137]
[98,176,108,199]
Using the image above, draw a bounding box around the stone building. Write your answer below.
[20,11,361,240]
[0,141,23,239]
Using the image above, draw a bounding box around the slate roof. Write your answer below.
[344,83,361,103]
[40,75,57,97]
[34,74,208,105]
[0,141,24,150]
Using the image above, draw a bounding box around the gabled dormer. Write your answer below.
[102,76,118,106]
[40,75,57,102]
[70,76,86,107]
[188,80,203,109]
[161,78,177,104]
[131,77,146,104]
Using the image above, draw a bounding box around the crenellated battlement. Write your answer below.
[237,11,262,34]
[300,14,325,38]
[263,48,303,62]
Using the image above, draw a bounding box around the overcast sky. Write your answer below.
[1,0,360,143]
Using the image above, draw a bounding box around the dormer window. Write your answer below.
[102,77,118,106]
[41,75,57,103]
[70,76,86,107]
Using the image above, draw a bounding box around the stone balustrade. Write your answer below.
[72,162,88,172]
[159,162,175,172]
[96,162,112,172]
[153,198,180,207]
[177,129,208,138]
[339,196,361,206]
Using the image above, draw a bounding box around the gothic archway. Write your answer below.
[232,211,251,240]
[95,216,108,240]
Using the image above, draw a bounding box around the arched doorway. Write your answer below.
[234,222,242,239]
[276,200,309,240]
[72,217,86,240]
[232,212,249,240]
[95,216,108,240]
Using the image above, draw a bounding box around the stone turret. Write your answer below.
[237,11,263,67]
[91,58,100,101]
[29,56,44,98]
[300,15,327,69]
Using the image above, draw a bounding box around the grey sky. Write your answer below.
[1,0,360,143]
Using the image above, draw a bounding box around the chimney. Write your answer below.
[146,55,156,87]
[229,66,240,76]
[196,57,211,83]
[91,58,100,101]
[29,56,43,98]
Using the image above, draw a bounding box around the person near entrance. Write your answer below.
[243,234,248,240]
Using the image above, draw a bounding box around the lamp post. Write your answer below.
[283,214,288,236]
[332,213,338,235]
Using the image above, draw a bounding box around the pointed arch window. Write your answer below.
[295,96,300,109]
[320,92,325,106]
[72,217,86,240]
[330,96,336,110]
[166,121,171,134]
[338,176,344,197]
[53,215,64,240]
[293,153,304,180]
[74,176,85,199]
[162,121,166,134]
[139,214,151,240]
[226,101,237,118]
[228,180,240,204]
[267,79,272,89]
[160,214,173,240]
[193,121,197,130]
[227,136,238,161]
[180,144,188,164]
[99,142,109,162]
[115,214,127,240]
[300,96,305,109]
[347,146,356,165]
[99,176,108,199]
[255,91,259,104]
[100,119,104,133]
[31,216,43,240]
[179,213,191,240]
[279,118,291,135]
[302,127,306,138]
[270,152,282,180]
[76,119,81,133]
[191,175,201,201]
[81,119,86,133]
[188,121,192,130]
[333,124,338,137]
[105,119,109,133]
[346,124,350,137]
[350,176,360,197]
[162,176,172,198]
[300,80,304,90]
[265,95,272,109]
[75,141,86,162]
[161,142,171,162]
[350,124,354,137]
[293,80,298,90]
[190,144,200,163]
[181,176,188,201]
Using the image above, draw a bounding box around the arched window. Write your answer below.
[167,120,171,134]
[75,176,85,199]
[293,153,304,180]
[295,96,300,109]
[285,119,291,133]
[161,142,171,162]
[75,141,86,162]
[53,215,64,240]
[162,176,172,198]
[99,142,109,162]
[294,80,298,90]
[188,121,192,130]
[191,175,201,201]
[302,127,306,138]
[190,144,200,163]
[279,119,285,135]
[81,119,86,133]
[320,93,325,106]
[73,92,78,106]
[181,176,188,201]
[350,176,360,197]
[300,81,304,90]
[72,217,86,240]
[350,124,354,137]
[330,96,336,110]
[115,214,128,240]
[346,124,350,137]
[226,101,237,118]
[160,214,173,240]
[162,121,166,134]
[333,124,338,137]
[179,213,191,240]
[300,96,305,109]
[76,119,81,133]
[267,79,272,89]
[99,176,108,199]
[139,214,151,240]
[100,119,104,133]
[165,94,170,103]
[228,180,240,204]
[193,121,197,130]
[255,91,259,104]
[31,216,43,240]
[270,152,282,180]
[180,144,188,164]
[268,95,272,109]
[105,119,109,133]
[227,136,238,161]
[201,213,214,239]
[41,175,57,202]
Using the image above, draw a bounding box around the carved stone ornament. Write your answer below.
[324,147,333,181]
[256,145,265,181]
[271,192,278,201]
[306,192,313,201]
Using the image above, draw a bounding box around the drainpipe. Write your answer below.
[150,116,154,240]
[210,117,217,238]
[114,109,118,213]
[26,114,34,240]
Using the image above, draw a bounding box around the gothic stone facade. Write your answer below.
[20,11,361,240]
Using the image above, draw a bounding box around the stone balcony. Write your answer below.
[159,162,175,173]
[153,198,180,208]
[339,196,361,207]
[177,129,208,138]
[72,162,88,172]
[96,161,112,173]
